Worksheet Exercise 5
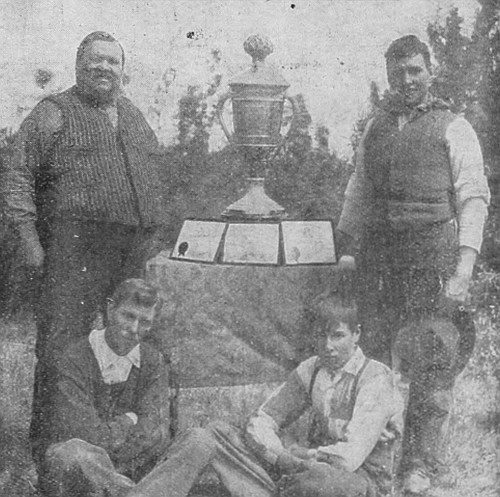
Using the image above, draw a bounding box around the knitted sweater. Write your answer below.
[41,86,165,227]
[47,336,170,473]
[4,86,166,230]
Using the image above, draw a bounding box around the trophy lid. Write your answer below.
[229,34,289,89]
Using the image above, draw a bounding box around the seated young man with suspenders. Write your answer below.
[123,298,404,497]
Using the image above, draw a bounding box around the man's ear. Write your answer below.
[354,324,361,343]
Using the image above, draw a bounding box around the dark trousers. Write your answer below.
[30,219,160,463]
[43,423,374,497]
[356,221,458,474]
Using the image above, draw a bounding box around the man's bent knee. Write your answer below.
[46,439,109,470]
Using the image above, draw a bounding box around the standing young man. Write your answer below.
[336,35,490,495]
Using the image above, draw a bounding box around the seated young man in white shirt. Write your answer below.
[40,279,170,497]
[123,297,404,497]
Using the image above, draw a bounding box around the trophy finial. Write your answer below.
[244,34,274,63]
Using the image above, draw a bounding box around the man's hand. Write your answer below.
[338,255,356,271]
[21,237,45,270]
[445,272,471,303]
[17,225,44,271]
[288,443,316,460]
[334,229,356,259]
[444,246,477,303]
[275,451,311,475]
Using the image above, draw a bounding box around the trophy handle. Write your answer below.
[280,95,297,147]
[216,92,233,143]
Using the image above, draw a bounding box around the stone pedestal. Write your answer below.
[147,251,339,389]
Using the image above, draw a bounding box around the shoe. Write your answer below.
[403,465,431,496]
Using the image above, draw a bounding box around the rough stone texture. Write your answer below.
[148,252,339,388]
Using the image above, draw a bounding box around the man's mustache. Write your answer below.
[86,69,117,80]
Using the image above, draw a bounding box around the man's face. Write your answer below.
[76,40,123,104]
[386,53,431,108]
[318,321,360,373]
[105,300,156,356]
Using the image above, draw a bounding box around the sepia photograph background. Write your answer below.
[0,1,498,496]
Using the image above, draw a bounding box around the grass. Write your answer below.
[433,311,499,497]
[0,262,498,496]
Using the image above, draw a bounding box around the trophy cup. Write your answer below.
[170,35,336,266]
[216,34,296,220]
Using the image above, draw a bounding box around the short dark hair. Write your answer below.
[76,31,125,67]
[311,297,359,338]
[110,279,162,311]
[385,35,431,71]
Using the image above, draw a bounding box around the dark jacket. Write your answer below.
[47,336,170,477]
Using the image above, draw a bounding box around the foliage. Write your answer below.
[267,94,352,223]
[427,8,478,112]
[350,81,380,157]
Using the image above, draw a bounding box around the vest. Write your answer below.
[40,86,165,227]
[307,358,393,496]
[364,108,456,230]
[307,357,371,447]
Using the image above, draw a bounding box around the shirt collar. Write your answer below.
[89,329,141,384]
[337,346,366,377]
[379,90,449,120]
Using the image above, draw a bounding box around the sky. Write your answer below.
[0,0,480,157]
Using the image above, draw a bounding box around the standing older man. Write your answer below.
[336,35,490,495]
[3,32,167,464]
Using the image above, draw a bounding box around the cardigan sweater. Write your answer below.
[4,85,166,233]
[41,86,165,227]
[47,335,170,474]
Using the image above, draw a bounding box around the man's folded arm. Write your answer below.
[52,355,135,454]
[113,351,170,463]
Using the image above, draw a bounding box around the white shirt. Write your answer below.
[88,328,141,385]
[246,347,403,472]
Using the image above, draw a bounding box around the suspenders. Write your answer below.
[307,356,371,445]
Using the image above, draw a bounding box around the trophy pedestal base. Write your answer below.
[222,178,287,220]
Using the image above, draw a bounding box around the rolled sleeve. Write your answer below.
[246,408,284,465]
[115,350,170,465]
[447,117,490,252]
